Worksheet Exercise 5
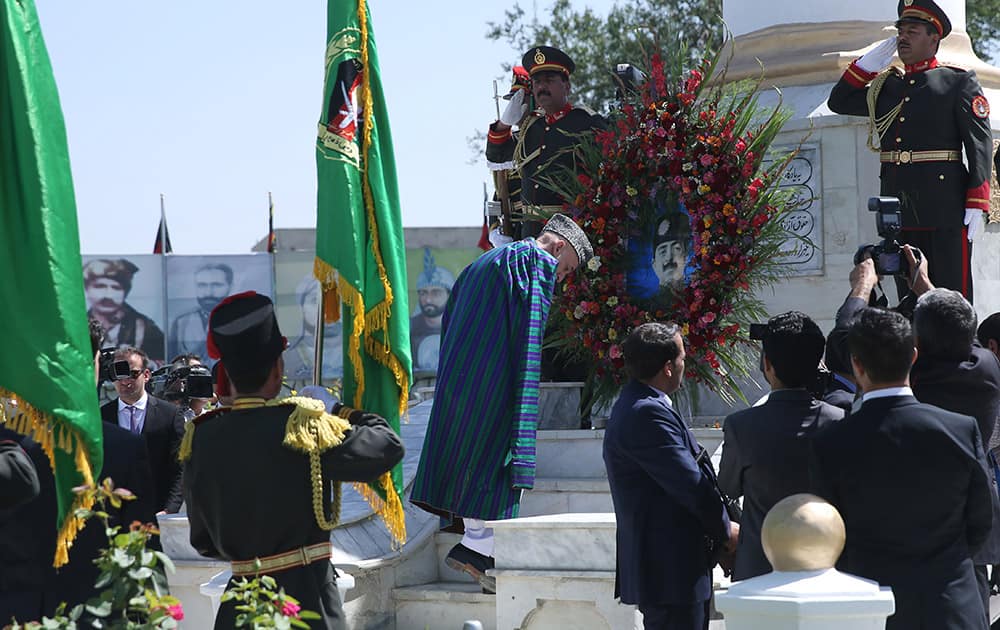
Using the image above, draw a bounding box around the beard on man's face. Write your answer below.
[420,302,444,318]
[198,296,224,312]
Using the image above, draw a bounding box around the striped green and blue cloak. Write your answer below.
[410,239,557,520]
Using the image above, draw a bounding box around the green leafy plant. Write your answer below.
[220,573,321,629]
[3,479,182,630]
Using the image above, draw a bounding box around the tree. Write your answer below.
[486,0,723,113]
[967,0,1000,62]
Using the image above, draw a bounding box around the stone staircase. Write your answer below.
[162,388,728,629]
[385,405,726,630]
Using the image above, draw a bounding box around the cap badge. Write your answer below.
[534,49,546,64]
[903,0,913,5]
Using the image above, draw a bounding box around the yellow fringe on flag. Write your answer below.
[0,388,97,567]
[314,257,341,325]
[365,336,412,419]
[352,471,406,548]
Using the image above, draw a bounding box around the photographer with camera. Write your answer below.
[834,238,1000,617]
[149,357,214,422]
[717,312,844,581]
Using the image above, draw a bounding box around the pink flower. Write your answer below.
[280,600,301,619]
[609,345,622,359]
[166,604,184,621]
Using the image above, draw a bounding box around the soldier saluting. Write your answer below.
[827,0,992,302]
[487,46,606,239]
[181,291,404,629]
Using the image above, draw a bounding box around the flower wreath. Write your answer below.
[549,51,798,408]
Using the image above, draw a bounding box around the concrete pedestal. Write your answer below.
[716,569,895,630]
[488,513,637,630]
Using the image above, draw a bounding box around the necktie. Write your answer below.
[127,405,139,434]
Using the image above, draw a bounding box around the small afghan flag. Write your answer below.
[267,192,276,253]
[153,194,172,254]
[0,0,103,566]
[314,0,410,545]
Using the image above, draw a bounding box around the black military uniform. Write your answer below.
[486,46,605,239]
[827,0,991,301]
[181,293,404,630]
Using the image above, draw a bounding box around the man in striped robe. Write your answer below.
[410,214,592,592]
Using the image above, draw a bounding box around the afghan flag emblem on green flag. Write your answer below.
[314,0,411,546]
[0,0,103,566]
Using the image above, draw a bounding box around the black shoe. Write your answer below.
[445,543,496,594]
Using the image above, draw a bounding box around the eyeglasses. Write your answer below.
[128,369,145,379]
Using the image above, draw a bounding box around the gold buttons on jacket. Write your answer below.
[899,117,905,122]
[909,79,915,85]
[904,96,911,102]
[939,175,945,180]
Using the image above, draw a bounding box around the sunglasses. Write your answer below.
[127,369,145,379]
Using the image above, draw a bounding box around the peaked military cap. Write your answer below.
[896,0,951,38]
[522,46,575,78]
[206,291,286,367]
[542,213,593,264]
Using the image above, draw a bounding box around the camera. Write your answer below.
[854,196,922,277]
[98,347,131,383]
[148,364,214,404]
[613,63,645,99]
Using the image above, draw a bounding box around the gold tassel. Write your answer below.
[178,420,197,463]
[276,396,351,453]
[314,257,342,324]
[1,387,98,567]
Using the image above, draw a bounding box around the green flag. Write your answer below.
[0,0,102,566]
[315,0,410,545]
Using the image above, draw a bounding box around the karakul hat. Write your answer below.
[82,258,139,294]
[542,214,593,264]
[206,291,286,367]
[896,0,951,38]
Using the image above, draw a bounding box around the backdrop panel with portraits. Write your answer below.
[81,254,167,365]
[273,251,344,390]
[165,254,273,365]
[405,246,480,374]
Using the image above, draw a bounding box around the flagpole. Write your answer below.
[312,284,324,387]
[158,193,167,254]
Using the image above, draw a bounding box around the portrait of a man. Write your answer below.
[83,258,165,362]
[283,275,344,388]
[652,212,692,289]
[410,250,455,373]
[168,262,234,362]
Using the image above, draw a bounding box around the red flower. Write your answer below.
[166,604,184,621]
[281,600,301,619]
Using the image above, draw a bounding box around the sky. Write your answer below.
[34,0,617,255]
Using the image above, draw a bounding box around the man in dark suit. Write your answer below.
[718,312,844,581]
[603,322,737,630]
[910,287,1000,615]
[811,307,993,630]
[100,346,185,514]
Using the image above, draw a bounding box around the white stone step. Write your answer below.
[393,582,496,630]
[434,532,477,584]
[534,427,723,480]
[519,477,614,517]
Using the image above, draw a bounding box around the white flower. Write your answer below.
[587,256,602,272]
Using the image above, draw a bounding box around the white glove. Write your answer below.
[489,228,514,248]
[856,36,898,73]
[499,89,527,126]
[965,208,984,242]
